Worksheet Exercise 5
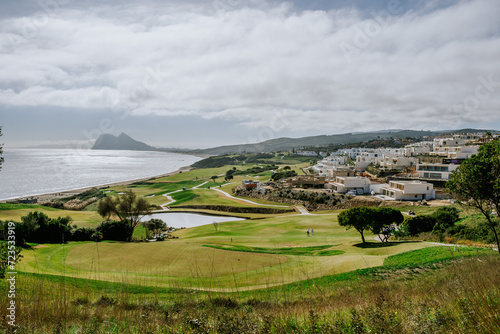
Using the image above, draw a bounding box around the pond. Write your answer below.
[141,212,246,229]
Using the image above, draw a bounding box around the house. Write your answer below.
[379,155,419,170]
[380,181,435,201]
[328,176,371,195]
[404,141,433,157]
[355,152,381,171]
[430,145,479,159]
[416,163,459,180]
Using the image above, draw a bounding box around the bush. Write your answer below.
[20,211,72,244]
[70,227,95,241]
[401,215,437,236]
[432,207,460,233]
[449,222,497,243]
[96,220,131,241]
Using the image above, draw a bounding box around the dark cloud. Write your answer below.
[1,0,499,147]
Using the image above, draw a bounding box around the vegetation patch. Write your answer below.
[203,244,343,256]
[173,205,292,214]
[136,180,203,195]
[169,190,200,205]
[0,203,44,211]
[383,246,495,267]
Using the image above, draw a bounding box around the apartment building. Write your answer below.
[380,181,435,201]
[416,163,459,180]
[328,176,371,195]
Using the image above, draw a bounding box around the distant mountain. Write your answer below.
[92,133,157,151]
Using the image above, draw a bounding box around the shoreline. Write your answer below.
[1,165,194,204]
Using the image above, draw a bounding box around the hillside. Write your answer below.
[92,133,158,151]
[188,129,485,155]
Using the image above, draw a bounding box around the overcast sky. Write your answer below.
[1,0,499,148]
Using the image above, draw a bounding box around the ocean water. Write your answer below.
[0,148,201,201]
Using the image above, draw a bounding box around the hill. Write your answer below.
[188,129,476,155]
[92,133,157,151]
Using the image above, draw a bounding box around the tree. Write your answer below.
[447,139,500,254]
[97,191,151,242]
[224,174,234,182]
[143,218,166,238]
[369,208,404,242]
[400,215,436,236]
[211,175,218,182]
[0,126,3,171]
[338,207,372,243]
[432,206,460,233]
[20,211,72,243]
[96,220,131,241]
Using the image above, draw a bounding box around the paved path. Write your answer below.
[295,205,313,215]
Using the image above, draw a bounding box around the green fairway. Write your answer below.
[153,166,237,182]
[19,213,433,290]
[0,206,102,226]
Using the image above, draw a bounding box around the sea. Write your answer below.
[0,148,202,201]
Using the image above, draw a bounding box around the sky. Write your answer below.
[0,0,499,149]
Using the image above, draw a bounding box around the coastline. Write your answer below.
[1,165,194,204]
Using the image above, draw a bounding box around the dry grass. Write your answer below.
[1,254,499,333]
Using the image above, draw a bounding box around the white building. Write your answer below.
[380,181,435,201]
[379,155,419,170]
[404,141,433,157]
[333,148,370,159]
[416,163,459,180]
[355,152,381,171]
[431,145,479,158]
[321,155,346,165]
[328,176,371,195]
[433,137,467,147]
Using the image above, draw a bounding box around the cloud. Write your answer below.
[0,0,499,135]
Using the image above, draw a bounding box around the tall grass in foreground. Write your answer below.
[1,250,499,333]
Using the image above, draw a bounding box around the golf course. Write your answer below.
[5,161,437,290]
[1,159,499,333]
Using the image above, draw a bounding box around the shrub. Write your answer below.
[432,206,460,232]
[401,215,436,236]
[96,220,131,241]
[20,211,72,244]
[70,227,95,241]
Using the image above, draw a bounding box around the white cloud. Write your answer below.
[1,0,499,134]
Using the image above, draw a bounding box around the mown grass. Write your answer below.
[0,203,49,211]
[153,166,237,182]
[0,206,102,226]
[203,244,344,256]
[197,181,227,189]
[169,190,200,205]
[138,180,204,195]
[18,214,433,290]
[383,245,495,266]
[3,247,499,333]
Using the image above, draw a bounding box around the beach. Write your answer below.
[0,148,202,202]
[2,165,194,204]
